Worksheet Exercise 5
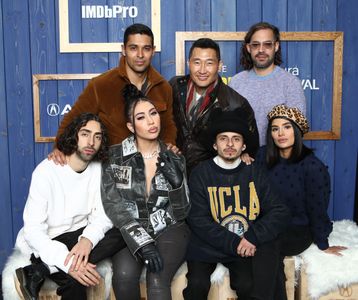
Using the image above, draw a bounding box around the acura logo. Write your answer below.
[47,103,60,116]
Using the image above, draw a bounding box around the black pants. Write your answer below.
[45,227,125,300]
[274,225,313,300]
[183,240,280,300]
[112,222,190,300]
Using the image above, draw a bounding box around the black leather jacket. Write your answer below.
[170,75,259,174]
[101,136,190,255]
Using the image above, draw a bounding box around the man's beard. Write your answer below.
[76,147,97,162]
[222,148,240,162]
[223,155,240,162]
[253,54,275,69]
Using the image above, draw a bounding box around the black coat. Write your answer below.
[170,75,259,174]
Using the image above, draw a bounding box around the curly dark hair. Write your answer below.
[57,113,109,161]
[240,22,282,70]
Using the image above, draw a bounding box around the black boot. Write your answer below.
[16,264,47,300]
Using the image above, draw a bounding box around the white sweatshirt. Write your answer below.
[15,159,112,273]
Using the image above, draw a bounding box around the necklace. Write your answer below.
[141,145,160,160]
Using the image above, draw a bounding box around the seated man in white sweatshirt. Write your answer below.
[14,112,125,300]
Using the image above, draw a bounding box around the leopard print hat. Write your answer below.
[267,104,309,134]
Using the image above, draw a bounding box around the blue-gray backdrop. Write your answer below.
[0,0,357,272]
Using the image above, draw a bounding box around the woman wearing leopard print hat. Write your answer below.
[255,104,346,300]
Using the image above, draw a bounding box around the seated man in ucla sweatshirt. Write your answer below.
[183,108,289,300]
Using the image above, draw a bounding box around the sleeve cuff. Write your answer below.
[316,239,329,250]
[244,228,258,246]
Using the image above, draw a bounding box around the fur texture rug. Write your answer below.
[2,247,113,300]
[299,219,358,299]
[204,219,358,300]
[3,220,357,299]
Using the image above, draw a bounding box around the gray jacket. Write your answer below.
[101,136,190,255]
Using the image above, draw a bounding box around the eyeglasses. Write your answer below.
[248,41,276,51]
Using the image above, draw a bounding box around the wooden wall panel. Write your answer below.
[30,0,58,166]
[0,0,14,270]
[335,0,358,220]
[56,0,85,155]
[236,0,262,31]
[160,1,185,80]
[212,0,236,83]
[311,0,337,217]
[0,0,357,273]
[2,1,35,241]
[186,0,211,31]
[81,0,110,74]
[234,0,262,74]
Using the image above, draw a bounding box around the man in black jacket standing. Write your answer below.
[183,109,289,300]
[170,38,259,174]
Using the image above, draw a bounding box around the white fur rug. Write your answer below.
[2,248,113,300]
[198,219,358,299]
[299,219,358,299]
[3,220,357,299]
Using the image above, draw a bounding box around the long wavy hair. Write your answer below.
[240,22,282,70]
[265,118,312,168]
[57,113,109,161]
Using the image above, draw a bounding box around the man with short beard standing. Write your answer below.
[229,22,306,145]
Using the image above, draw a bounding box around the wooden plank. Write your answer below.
[82,0,109,74]
[107,0,123,69]
[56,0,84,147]
[236,0,262,31]
[311,0,337,219]
[2,0,35,243]
[160,1,185,79]
[0,0,14,271]
[186,0,211,31]
[212,0,236,84]
[263,0,288,62]
[29,0,58,165]
[233,0,262,75]
[287,0,312,128]
[333,0,358,220]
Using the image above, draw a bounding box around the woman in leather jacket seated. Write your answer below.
[101,84,191,300]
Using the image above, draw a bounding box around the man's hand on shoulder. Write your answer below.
[237,237,256,257]
[48,148,67,166]
[166,143,181,155]
[240,153,254,165]
[69,262,100,286]
[65,237,93,272]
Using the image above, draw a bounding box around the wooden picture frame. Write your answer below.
[33,73,99,142]
[59,0,161,52]
[175,31,343,140]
